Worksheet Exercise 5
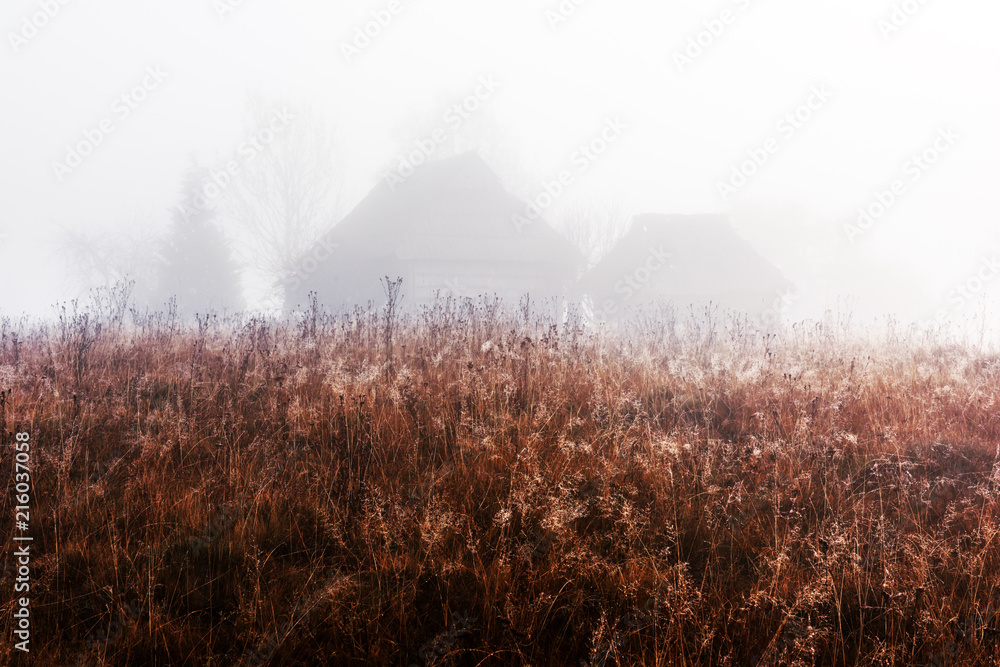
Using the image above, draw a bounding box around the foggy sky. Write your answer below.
[3,0,999,326]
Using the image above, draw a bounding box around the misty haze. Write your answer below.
[2,1,1000,665]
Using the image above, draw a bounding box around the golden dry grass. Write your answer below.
[2,293,1000,666]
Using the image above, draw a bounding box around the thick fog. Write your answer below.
[3,0,999,331]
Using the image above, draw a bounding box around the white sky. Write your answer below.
[2,0,999,326]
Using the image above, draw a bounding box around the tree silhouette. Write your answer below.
[222,95,345,306]
[51,211,160,304]
[154,165,244,315]
[555,195,632,269]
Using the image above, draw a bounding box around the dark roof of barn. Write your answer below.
[580,213,789,298]
[301,151,581,266]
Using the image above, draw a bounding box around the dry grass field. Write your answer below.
[2,291,1000,666]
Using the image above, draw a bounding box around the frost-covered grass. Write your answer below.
[2,293,1000,665]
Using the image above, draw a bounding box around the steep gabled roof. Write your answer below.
[580,213,789,310]
[316,151,578,262]
[283,152,584,309]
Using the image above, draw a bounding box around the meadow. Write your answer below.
[2,289,1000,666]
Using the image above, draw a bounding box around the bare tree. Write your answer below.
[222,95,346,302]
[555,195,632,269]
[51,211,162,303]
